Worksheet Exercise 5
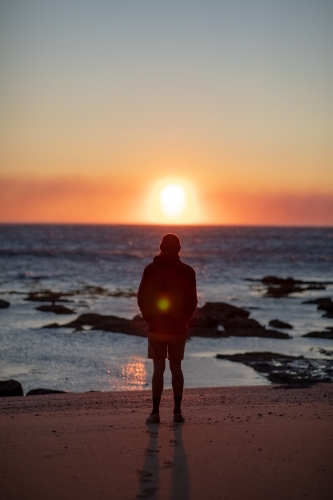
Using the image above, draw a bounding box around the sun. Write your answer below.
[159,184,186,218]
[146,177,200,224]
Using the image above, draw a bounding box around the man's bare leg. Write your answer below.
[169,360,184,416]
[151,359,165,415]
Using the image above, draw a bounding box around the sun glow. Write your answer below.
[147,178,201,224]
[159,184,186,218]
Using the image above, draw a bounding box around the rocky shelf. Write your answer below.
[247,276,333,298]
[43,302,290,339]
[216,351,333,386]
[303,327,333,340]
[302,297,333,318]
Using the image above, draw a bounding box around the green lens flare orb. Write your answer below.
[157,298,169,311]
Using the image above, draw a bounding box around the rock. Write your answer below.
[216,352,333,385]
[317,300,333,313]
[190,303,290,339]
[189,302,250,329]
[302,297,333,317]
[262,276,302,285]
[302,327,333,339]
[26,388,68,396]
[269,319,293,329]
[223,317,290,339]
[0,299,10,308]
[265,284,304,298]
[253,276,332,298]
[35,304,75,314]
[303,297,333,310]
[0,379,23,397]
[43,313,147,337]
[202,302,249,320]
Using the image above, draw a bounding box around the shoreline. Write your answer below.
[1,384,332,499]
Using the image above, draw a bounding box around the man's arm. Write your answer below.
[137,266,154,321]
[183,268,198,320]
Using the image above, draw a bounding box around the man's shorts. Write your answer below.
[147,332,187,362]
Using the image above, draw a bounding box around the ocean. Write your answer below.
[0,224,332,394]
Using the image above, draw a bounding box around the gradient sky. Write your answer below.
[1,0,332,225]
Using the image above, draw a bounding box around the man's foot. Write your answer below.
[146,412,160,424]
[173,413,185,423]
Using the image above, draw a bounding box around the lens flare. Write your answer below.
[157,298,169,311]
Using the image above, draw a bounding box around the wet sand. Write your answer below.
[1,384,332,500]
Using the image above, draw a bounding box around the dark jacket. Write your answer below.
[137,254,197,335]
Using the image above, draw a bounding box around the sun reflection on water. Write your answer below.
[105,356,148,391]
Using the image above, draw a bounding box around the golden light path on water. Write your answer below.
[106,356,148,390]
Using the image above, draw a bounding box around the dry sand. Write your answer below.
[1,384,332,500]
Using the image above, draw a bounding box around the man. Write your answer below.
[137,233,197,424]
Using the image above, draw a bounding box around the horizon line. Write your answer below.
[0,221,332,229]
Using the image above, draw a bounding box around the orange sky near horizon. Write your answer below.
[1,1,332,226]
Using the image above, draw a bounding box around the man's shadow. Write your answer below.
[137,423,189,500]
[137,424,160,499]
[170,423,190,500]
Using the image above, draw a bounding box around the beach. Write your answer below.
[1,384,332,500]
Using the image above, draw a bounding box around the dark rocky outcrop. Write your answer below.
[43,302,290,339]
[216,351,333,385]
[248,276,332,298]
[26,388,68,396]
[188,303,290,338]
[302,297,333,318]
[268,319,293,329]
[36,304,75,314]
[0,379,23,397]
[0,299,10,308]
[44,313,147,337]
[303,327,333,339]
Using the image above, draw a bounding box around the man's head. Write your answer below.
[160,233,181,255]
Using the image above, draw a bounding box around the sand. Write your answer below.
[1,384,332,500]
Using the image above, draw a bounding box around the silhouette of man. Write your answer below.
[138,233,197,423]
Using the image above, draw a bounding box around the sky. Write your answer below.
[1,0,332,225]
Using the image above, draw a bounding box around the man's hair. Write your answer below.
[160,233,181,255]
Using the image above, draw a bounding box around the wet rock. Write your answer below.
[265,284,304,298]
[35,304,75,314]
[251,276,331,298]
[26,388,68,396]
[262,276,303,286]
[310,347,333,357]
[202,302,249,320]
[269,319,293,329]
[0,379,23,397]
[216,352,333,385]
[189,302,249,329]
[189,303,290,339]
[303,297,332,308]
[0,299,10,308]
[302,297,333,318]
[303,327,333,339]
[43,313,147,337]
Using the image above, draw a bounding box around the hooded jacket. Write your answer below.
[137,254,197,335]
